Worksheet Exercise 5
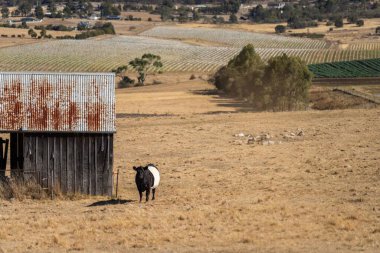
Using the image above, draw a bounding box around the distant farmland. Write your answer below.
[0,27,379,73]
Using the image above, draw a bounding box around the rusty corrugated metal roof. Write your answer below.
[0,72,115,133]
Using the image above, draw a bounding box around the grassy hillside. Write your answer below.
[309,58,380,78]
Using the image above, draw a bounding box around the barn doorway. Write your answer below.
[0,137,9,177]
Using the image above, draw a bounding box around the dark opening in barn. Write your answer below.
[0,72,116,196]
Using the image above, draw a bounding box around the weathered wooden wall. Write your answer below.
[11,133,114,196]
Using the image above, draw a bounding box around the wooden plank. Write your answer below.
[92,136,100,195]
[73,134,77,193]
[4,139,9,173]
[0,137,4,173]
[108,134,114,196]
[34,135,39,184]
[61,136,67,193]
[67,136,74,193]
[37,135,46,188]
[76,134,83,193]
[88,135,93,195]
[82,134,89,194]
[53,136,60,192]
[91,135,97,195]
[23,135,30,179]
[10,133,17,173]
[17,133,24,173]
[96,135,104,195]
[47,135,51,191]
[29,135,36,180]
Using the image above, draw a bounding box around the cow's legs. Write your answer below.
[146,188,150,202]
[152,188,155,200]
[139,191,142,203]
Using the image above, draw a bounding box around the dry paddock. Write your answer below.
[0,78,379,253]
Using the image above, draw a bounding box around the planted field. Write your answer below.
[140,26,331,49]
[308,58,380,78]
[0,32,379,73]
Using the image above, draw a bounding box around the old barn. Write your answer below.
[0,72,115,196]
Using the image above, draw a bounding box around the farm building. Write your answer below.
[0,72,115,196]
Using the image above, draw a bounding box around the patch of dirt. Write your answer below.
[310,86,377,110]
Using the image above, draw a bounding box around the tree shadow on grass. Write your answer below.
[191,88,258,113]
[87,199,134,207]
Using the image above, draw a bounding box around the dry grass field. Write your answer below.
[0,26,79,38]
[0,74,379,253]
[178,18,380,43]
[0,37,38,48]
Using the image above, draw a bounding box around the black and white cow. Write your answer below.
[133,164,160,202]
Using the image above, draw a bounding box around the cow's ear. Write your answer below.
[133,166,137,171]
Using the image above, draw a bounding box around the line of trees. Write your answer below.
[250,1,379,28]
[213,44,312,111]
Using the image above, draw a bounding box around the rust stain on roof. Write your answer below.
[0,72,115,133]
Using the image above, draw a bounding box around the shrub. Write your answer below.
[229,14,238,23]
[148,17,152,21]
[356,20,364,27]
[335,17,344,28]
[275,25,286,34]
[119,76,135,88]
[347,15,358,24]
[190,74,196,80]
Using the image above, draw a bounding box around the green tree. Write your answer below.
[347,15,358,24]
[100,2,120,17]
[229,13,238,23]
[334,17,343,27]
[47,0,57,14]
[213,44,264,98]
[18,2,32,16]
[35,5,44,19]
[213,45,312,111]
[223,0,241,14]
[63,5,72,17]
[356,19,364,27]
[192,11,200,21]
[112,65,134,88]
[28,28,34,36]
[28,28,37,38]
[178,8,189,23]
[159,6,172,21]
[262,54,312,111]
[112,65,128,78]
[275,25,286,33]
[40,28,46,38]
[1,6,9,18]
[129,54,163,85]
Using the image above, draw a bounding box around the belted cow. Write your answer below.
[133,164,160,202]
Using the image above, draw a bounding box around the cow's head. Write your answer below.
[133,166,145,180]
